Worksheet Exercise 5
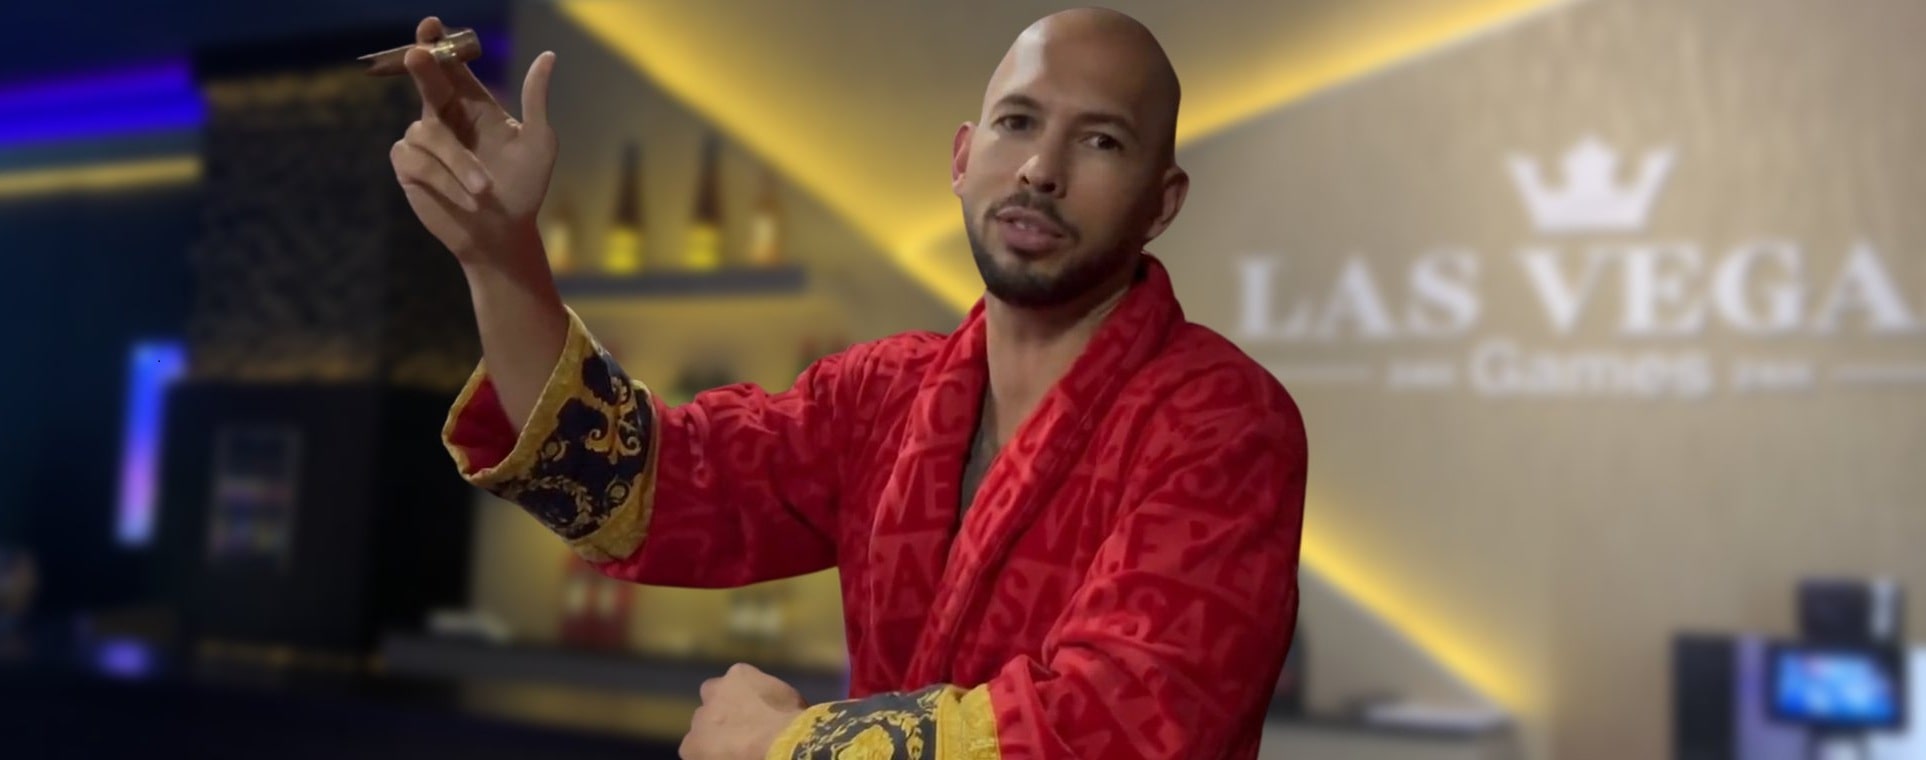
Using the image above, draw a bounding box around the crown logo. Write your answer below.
[1506,136,1675,234]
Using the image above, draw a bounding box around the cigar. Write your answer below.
[359,27,482,76]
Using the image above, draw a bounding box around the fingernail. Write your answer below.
[466,171,488,193]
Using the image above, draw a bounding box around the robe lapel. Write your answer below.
[855,301,991,693]
[904,254,1184,687]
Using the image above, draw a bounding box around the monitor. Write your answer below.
[1767,642,1907,732]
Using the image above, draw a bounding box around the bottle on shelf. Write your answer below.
[755,584,788,661]
[604,140,645,275]
[747,166,784,267]
[725,587,757,658]
[559,554,632,651]
[684,133,724,271]
[724,584,790,665]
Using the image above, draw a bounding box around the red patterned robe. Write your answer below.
[443,254,1308,759]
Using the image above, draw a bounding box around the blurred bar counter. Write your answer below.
[0,624,1511,760]
[0,622,838,758]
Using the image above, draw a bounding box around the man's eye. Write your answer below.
[997,115,1034,131]
[1086,133,1122,151]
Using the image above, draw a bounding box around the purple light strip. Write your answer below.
[0,100,204,147]
[0,60,193,114]
[0,59,202,149]
[116,340,187,548]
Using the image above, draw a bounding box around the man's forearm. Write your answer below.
[461,227,569,432]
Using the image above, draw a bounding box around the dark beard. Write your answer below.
[964,201,1120,309]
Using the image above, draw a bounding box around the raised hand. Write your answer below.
[390,16,558,269]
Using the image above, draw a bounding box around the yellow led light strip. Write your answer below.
[558,1,1574,314]
[1299,520,1532,711]
[0,156,200,200]
[1178,0,1575,147]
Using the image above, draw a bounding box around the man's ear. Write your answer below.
[1142,164,1190,243]
[951,122,975,195]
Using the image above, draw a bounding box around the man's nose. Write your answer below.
[1017,148,1066,198]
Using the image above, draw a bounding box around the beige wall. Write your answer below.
[918,0,1926,756]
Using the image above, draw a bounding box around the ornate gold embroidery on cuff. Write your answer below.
[443,308,659,562]
[563,379,658,562]
[768,684,1000,760]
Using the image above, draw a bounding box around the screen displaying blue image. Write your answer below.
[1772,648,1900,727]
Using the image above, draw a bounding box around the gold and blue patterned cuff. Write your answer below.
[768,684,1001,760]
[442,308,659,563]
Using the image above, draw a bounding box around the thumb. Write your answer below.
[521,51,556,130]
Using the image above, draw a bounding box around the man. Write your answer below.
[398,8,1306,759]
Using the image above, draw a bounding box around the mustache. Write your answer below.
[984,192,1078,238]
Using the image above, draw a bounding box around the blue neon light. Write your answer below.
[0,61,193,114]
[0,100,205,147]
[96,637,155,680]
[116,340,188,547]
[0,60,203,149]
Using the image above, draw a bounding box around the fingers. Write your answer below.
[391,139,478,213]
[407,16,508,130]
[441,51,500,111]
[520,51,556,131]
[714,662,804,708]
[421,16,501,115]
[405,47,459,122]
[405,119,491,194]
[699,664,765,703]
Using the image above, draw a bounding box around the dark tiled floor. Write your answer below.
[0,661,684,759]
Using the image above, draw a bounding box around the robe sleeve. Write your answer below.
[766,396,1309,759]
[441,306,863,588]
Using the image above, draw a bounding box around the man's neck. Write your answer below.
[980,261,1136,447]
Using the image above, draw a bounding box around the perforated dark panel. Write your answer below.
[189,64,478,390]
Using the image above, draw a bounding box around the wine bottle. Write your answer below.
[756,585,788,661]
[684,133,724,271]
[605,141,645,275]
[747,166,783,266]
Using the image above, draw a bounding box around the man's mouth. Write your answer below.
[993,207,1068,253]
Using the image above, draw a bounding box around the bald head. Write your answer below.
[952,8,1190,310]
[985,7,1182,165]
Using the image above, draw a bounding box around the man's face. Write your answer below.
[953,31,1176,309]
